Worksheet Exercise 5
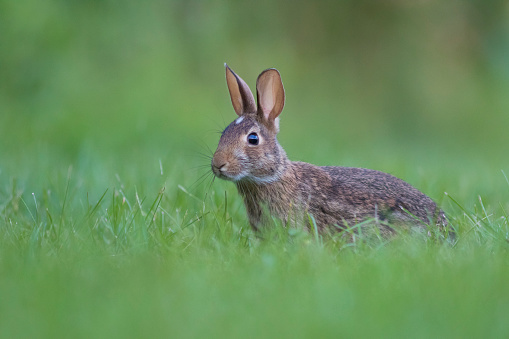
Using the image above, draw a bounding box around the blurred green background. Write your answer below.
[1,1,509,338]
[1,0,509,208]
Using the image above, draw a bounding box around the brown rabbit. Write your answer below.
[212,64,449,236]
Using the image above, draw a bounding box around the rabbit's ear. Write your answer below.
[225,64,256,116]
[256,68,285,122]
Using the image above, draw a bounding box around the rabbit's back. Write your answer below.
[291,162,446,231]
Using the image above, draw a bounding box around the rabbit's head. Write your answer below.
[212,65,287,184]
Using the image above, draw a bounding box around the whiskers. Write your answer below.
[185,138,219,201]
[184,123,230,208]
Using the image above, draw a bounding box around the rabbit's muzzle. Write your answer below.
[211,159,227,178]
[211,152,239,181]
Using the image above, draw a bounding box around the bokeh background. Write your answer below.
[1,0,509,211]
[2,2,509,338]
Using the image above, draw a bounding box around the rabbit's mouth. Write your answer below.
[213,171,245,182]
[212,167,230,181]
[211,162,244,182]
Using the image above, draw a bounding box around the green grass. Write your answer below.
[1,156,508,338]
[2,1,509,338]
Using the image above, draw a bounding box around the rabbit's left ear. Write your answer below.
[256,68,285,122]
[225,64,256,116]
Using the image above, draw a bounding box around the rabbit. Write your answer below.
[212,64,450,237]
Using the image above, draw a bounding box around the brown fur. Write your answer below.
[212,65,448,235]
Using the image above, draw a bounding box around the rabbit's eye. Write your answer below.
[247,133,259,145]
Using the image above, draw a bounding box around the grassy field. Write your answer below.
[1,1,509,338]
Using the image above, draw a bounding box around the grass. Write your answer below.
[1,153,508,338]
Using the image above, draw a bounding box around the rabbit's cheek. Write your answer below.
[233,148,246,161]
[250,155,278,179]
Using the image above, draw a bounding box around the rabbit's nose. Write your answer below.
[213,163,227,171]
[211,156,228,173]
[211,162,228,177]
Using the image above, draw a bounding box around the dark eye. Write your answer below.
[247,133,259,145]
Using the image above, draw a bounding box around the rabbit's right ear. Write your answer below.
[256,68,285,123]
[225,64,256,116]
